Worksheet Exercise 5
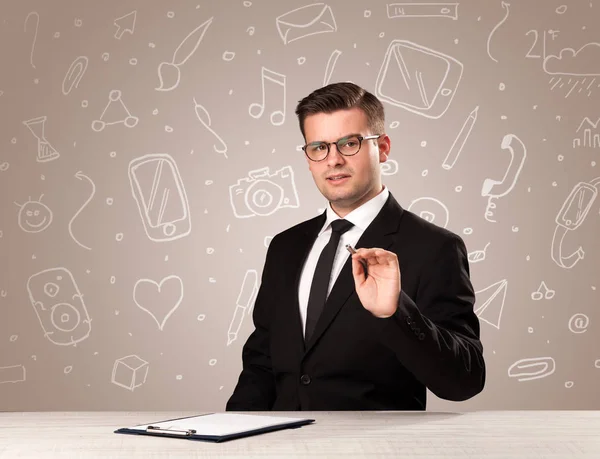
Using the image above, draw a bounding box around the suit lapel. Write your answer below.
[302,193,405,356]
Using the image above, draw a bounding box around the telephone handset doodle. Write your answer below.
[481,133,527,222]
[551,177,600,269]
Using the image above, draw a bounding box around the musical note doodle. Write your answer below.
[249,67,287,126]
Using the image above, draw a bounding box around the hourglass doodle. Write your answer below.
[22,116,61,162]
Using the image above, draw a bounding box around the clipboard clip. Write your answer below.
[146,425,197,436]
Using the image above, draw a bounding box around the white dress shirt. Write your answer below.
[298,185,390,338]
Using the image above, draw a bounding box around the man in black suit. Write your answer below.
[226,82,485,411]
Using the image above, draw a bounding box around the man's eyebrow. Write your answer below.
[307,133,361,145]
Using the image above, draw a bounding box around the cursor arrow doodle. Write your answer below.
[114,11,136,40]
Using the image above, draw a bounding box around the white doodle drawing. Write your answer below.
[407,197,449,228]
[375,40,463,119]
[0,365,26,384]
[23,116,60,162]
[387,2,458,19]
[156,16,213,91]
[62,56,88,95]
[24,11,39,69]
[91,90,138,132]
[26,267,92,346]
[111,355,149,391]
[468,242,490,264]
[482,133,527,223]
[128,153,191,242]
[526,29,600,97]
[227,270,259,346]
[68,171,95,251]
[486,1,510,63]
[442,106,478,170]
[568,313,589,334]
[531,281,555,300]
[14,194,53,233]
[381,159,398,176]
[133,275,183,330]
[508,357,555,382]
[249,67,287,126]
[474,279,507,329]
[323,49,342,86]
[544,42,600,76]
[114,11,136,39]
[556,5,567,14]
[229,166,300,218]
[551,177,600,269]
[276,3,337,45]
[525,29,558,61]
[193,97,228,158]
[0,162,9,172]
[573,117,600,148]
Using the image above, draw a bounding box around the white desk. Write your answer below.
[1,411,599,458]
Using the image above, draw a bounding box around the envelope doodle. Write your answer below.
[276,3,337,45]
[375,40,463,119]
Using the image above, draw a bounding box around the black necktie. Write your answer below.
[305,219,354,343]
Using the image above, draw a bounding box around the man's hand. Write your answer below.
[350,248,401,318]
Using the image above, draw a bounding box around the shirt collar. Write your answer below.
[320,185,389,235]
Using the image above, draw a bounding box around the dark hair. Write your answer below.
[295,82,385,140]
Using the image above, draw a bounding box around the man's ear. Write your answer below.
[378,134,391,162]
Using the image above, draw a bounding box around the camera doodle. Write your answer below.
[229,166,300,218]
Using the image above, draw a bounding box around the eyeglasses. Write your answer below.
[302,134,382,162]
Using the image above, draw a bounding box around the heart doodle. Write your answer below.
[133,275,183,330]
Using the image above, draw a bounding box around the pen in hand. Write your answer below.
[346,244,368,278]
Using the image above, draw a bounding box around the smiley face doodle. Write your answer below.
[14,194,53,233]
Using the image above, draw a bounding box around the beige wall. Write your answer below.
[1,0,599,411]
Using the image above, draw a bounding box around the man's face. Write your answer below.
[303,107,391,217]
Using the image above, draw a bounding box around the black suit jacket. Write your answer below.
[226,192,485,411]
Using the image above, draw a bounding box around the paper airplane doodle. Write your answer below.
[474,279,507,329]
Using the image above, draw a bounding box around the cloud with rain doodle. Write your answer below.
[543,42,600,76]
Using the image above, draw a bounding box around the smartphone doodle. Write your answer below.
[375,39,463,119]
[481,133,527,222]
[26,267,91,346]
[128,154,191,242]
[551,176,600,269]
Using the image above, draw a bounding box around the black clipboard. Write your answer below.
[114,412,315,443]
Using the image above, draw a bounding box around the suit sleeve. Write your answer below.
[225,240,278,411]
[376,234,486,402]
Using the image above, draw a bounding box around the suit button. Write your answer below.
[419,333,425,340]
[406,317,412,325]
[300,374,311,385]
